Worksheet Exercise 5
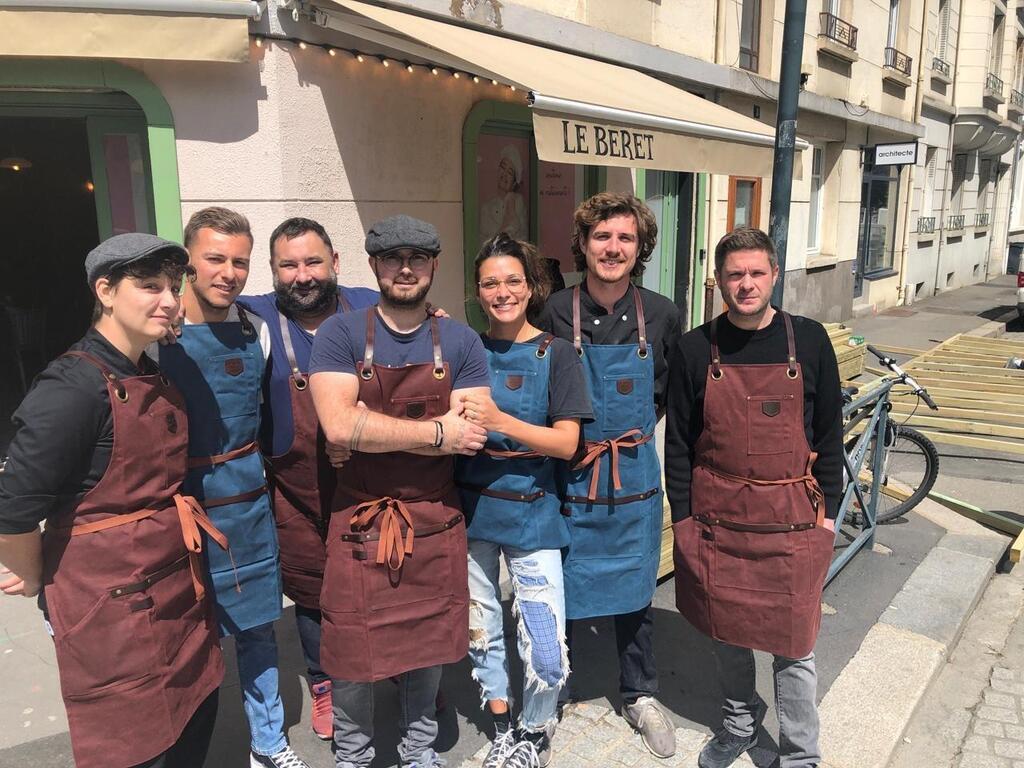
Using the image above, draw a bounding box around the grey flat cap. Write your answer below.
[365,215,441,257]
[85,233,189,287]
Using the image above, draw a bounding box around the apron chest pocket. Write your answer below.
[746,395,794,455]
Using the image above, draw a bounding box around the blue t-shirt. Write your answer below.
[309,309,491,395]
[238,286,379,456]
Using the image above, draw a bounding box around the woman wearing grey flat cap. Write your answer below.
[0,233,227,768]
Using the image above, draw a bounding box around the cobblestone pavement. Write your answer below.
[457,701,759,768]
[956,667,1024,768]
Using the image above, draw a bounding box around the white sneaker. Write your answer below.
[482,728,517,768]
[250,745,312,768]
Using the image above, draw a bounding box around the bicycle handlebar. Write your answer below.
[864,344,939,410]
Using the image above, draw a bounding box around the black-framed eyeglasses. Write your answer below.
[374,251,434,271]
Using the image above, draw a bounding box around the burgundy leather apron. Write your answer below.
[41,351,226,768]
[320,308,469,683]
[267,294,351,609]
[673,312,833,660]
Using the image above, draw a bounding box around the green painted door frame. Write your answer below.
[0,59,182,242]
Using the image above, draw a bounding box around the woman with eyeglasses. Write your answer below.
[456,233,592,768]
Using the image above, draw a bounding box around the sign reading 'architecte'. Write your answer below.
[874,141,918,166]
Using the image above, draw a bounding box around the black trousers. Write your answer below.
[132,689,219,768]
[566,603,659,702]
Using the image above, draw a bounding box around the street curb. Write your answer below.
[964,308,1019,338]
[818,512,1009,768]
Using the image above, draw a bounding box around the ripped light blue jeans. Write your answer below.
[467,540,569,733]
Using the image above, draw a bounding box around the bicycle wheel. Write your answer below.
[857,426,940,523]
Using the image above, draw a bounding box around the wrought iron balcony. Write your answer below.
[986,72,1005,97]
[917,216,936,234]
[884,47,913,77]
[946,214,966,231]
[1011,88,1024,110]
[819,12,858,50]
[976,212,991,227]
[931,57,951,78]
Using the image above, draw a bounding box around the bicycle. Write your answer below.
[828,345,941,582]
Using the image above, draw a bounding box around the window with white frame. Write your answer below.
[740,0,762,72]
[922,147,937,216]
[937,0,951,62]
[992,10,1005,77]
[807,146,825,251]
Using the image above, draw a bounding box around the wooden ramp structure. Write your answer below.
[861,332,1024,457]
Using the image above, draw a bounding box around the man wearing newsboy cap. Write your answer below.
[308,215,490,768]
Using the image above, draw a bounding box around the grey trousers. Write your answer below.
[713,640,821,768]
[331,665,443,768]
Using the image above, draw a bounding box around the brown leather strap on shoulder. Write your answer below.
[338,291,353,313]
[572,284,583,355]
[693,512,816,533]
[278,311,307,391]
[236,305,257,339]
[189,440,259,469]
[62,350,128,401]
[632,285,648,358]
[709,313,724,380]
[429,314,445,379]
[361,306,376,379]
[781,310,798,378]
[536,333,556,358]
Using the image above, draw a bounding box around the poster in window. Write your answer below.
[537,160,576,277]
[477,134,531,244]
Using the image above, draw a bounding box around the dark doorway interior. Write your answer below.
[0,117,99,423]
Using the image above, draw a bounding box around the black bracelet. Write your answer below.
[432,420,444,448]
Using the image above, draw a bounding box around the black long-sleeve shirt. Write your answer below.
[665,311,844,522]
[0,329,158,534]
[536,282,682,410]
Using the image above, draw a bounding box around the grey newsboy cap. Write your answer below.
[85,233,189,287]
[365,215,441,257]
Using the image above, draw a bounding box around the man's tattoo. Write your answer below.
[350,410,369,451]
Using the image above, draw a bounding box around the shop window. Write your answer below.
[728,176,762,231]
[807,146,824,251]
[740,0,762,72]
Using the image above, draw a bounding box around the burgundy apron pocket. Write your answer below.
[712,527,799,595]
[745,395,795,455]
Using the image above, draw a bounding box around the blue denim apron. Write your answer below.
[456,334,569,551]
[562,285,662,620]
[159,307,282,636]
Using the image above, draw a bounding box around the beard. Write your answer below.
[274,274,338,316]
[379,278,431,307]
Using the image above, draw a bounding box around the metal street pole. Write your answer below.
[769,0,808,308]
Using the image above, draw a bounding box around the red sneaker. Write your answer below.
[310,680,333,741]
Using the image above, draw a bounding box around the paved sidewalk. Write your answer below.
[957,667,1024,767]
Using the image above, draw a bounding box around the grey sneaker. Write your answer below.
[622,696,677,758]
[404,748,446,768]
[482,729,517,768]
[249,746,311,768]
[502,740,540,768]
[697,729,758,768]
[521,723,555,768]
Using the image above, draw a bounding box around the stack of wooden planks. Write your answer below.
[826,322,866,380]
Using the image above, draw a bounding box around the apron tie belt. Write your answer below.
[174,494,236,599]
[701,455,826,527]
[351,497,415,572]
[573,429,653,501]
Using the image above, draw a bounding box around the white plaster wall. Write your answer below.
[134,40,522,320]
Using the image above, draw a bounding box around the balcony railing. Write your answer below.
[819,12,858,50]
[917,216,936,234]
[976,212,991,227]
[986,72,1005,96]
[932,57,951,78]
[947,214,966,230]
[884,47,913,77]
[1012,89,1024,109]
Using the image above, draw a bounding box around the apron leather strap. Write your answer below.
[702,461,825,526]
[188,440,259,468]
[174,494,234,599]
[350,497,415,572]
[429,314,445,379]
[562,487,659,507]
[483,447,545,459]
[536,334,556,358]
[571,285,648,357]
[456,482,546,503]
[693,512,816,533]
[573,428,653,501]
[278,310,307,391]
[709,309,796,379]
[62,350,129,401]
[109,554,190,599]
[633,285,648,358]
[338,291,353,314]
[361,306,376,378]
[572,284,583,355]
[202,484,268,509]
[236,305,257,339]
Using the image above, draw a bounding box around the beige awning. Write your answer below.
[0,8,250,62]
[329,0,794,177]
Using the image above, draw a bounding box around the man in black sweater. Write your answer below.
[665,228,842,768]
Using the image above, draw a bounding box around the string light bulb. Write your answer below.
[298,40,307,50]
[356,53,365,62]
[328,48,337,56]
[453,71,461,79]
[473,75,480,83]
[406,63,414,73]
[381,57,390,67]
[254,37,263,48]
[510,84,516,91]
[431,66,439,75]
[491,79,498,85]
